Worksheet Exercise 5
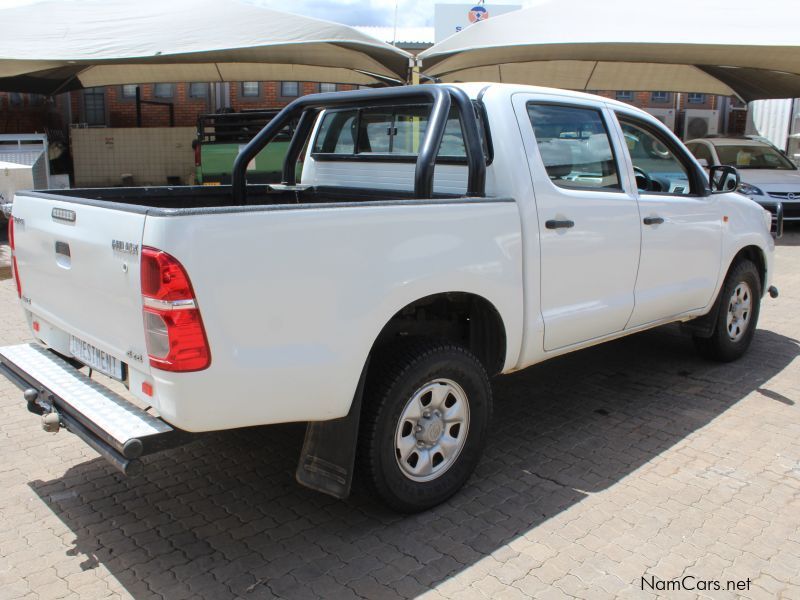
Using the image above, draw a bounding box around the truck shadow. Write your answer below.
[28,326,799,599]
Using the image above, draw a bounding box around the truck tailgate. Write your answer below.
[12,193,148,374]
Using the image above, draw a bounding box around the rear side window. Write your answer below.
[526,103,621,191]
[313,104,469,160]
[313,109,358,153]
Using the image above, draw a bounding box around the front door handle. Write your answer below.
[643,216,664,225]
[545,219,575,230]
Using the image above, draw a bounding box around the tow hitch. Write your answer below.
[1,344,192,477]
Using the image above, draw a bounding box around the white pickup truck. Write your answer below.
[0,84,781,512]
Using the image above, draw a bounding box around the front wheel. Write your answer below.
[358,340,492,512]
[693,259,761,362]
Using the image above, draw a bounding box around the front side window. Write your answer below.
[313,104,469,159]
[618,117,694,195]
[713,143,796,170]
[526,103,621,191]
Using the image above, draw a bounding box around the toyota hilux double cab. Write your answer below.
[0,84,781,512]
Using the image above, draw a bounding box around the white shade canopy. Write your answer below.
[0,0,412,93]
[419,0,800,101]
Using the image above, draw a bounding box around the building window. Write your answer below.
[83,87,105,125]
[189,82,209,98]
[121,84,138,99]
[9,92,22,107]
[319,82,337,93]
[688,93,706,104]
[153,83,175,99]
[616,91,633,101]
[241,82,260,97]
[651,91,671,103]
[281,81,300,97]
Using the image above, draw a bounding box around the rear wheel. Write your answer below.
[693,260,761,362]
[358,340,492,512]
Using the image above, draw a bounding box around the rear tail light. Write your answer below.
[8,217,21,298]
[141,247,210,372]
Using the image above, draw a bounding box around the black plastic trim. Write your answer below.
[19,189,513,218]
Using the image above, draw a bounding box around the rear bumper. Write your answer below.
[0,343,190,475]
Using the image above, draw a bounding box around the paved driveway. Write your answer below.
[1,231,799,600]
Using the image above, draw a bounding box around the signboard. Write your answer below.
[434,3,521,42]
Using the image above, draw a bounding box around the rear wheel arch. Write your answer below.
[369,292,508,377]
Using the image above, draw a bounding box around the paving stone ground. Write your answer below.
[0,227,798,600]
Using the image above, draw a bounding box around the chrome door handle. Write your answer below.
[545,219,575,230]
[643,216,664,225]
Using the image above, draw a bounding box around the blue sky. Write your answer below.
[0,0,534,27]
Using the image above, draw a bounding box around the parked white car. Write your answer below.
[0,84,779,512]
[686,136,800,222]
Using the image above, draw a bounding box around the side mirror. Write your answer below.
[709,165,740,193]
[697,158,709,168]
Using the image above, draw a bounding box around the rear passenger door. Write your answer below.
[513,95,642,351]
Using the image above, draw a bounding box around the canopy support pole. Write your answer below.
[409,58,421,85]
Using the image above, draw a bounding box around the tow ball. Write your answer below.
[41,411,61,433]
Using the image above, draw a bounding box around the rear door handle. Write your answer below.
[545,219,575,230]
[643,216,664,225]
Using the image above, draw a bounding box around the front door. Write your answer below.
[514,96,642,351]
[613,113,723,328]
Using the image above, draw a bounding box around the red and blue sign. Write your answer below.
[468,5,489,23]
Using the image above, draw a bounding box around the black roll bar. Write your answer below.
[281,108,321,187]
[232,85,487,203]
[445,86,486,197]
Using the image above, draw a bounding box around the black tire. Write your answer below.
[358,340,492,513]
[693,259,761,362]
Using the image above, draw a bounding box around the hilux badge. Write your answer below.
[112,240,139,256]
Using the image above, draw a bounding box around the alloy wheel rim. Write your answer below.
[726,281,752,342]
[394,378,470,482]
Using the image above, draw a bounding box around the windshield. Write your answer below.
[714,144,796,170]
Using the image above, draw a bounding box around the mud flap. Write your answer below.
[295,359,369,499]
[681,287,725,338]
